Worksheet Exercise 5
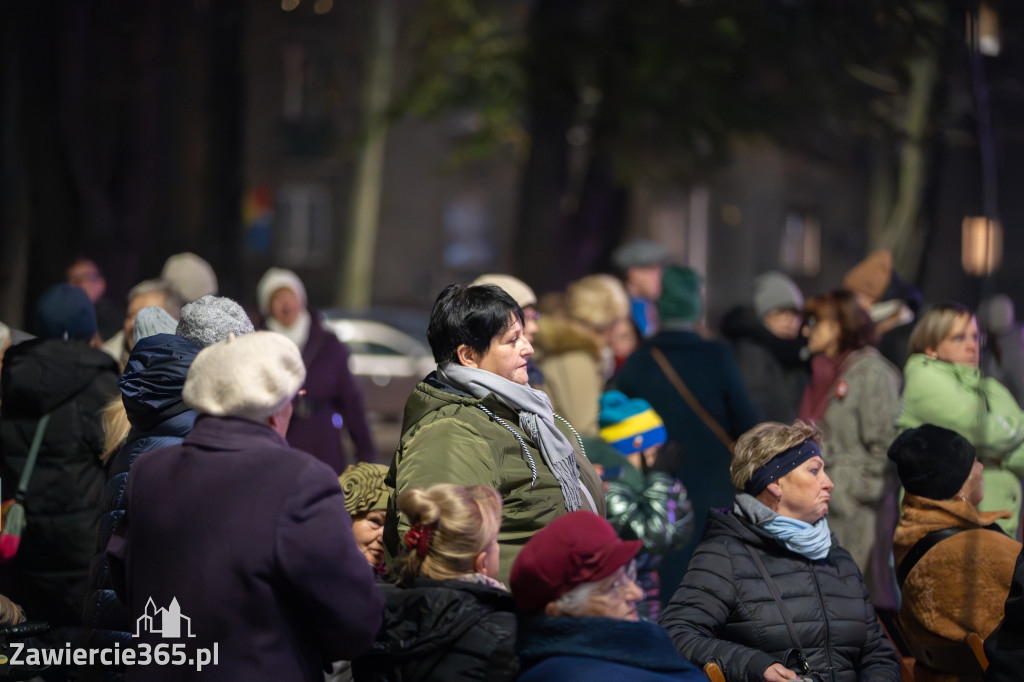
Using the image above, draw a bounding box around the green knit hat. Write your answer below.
[657,266,703,323]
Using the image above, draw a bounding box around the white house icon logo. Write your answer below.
[134,597,196,638]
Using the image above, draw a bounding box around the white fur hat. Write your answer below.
[257,268,308,317]
[183,331,306,422]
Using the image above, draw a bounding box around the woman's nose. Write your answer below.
[522,339,535,356]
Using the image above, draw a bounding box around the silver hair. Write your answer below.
[550,580,605,617]
[127,278,182,316]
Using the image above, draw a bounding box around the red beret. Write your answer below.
[510,511,642,611]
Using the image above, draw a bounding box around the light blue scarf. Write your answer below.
[760,515,833,560]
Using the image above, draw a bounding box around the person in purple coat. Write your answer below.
[107,331,383,682]
[257,267,376,472]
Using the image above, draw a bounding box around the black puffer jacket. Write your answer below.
[659,503,900,682]
[720,305,809,424]
[352,577,517,682]
[82,334,199,668]
[0,338,117,629]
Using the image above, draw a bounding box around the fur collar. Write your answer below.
[894,494,1010,565]
[533,316,603,359]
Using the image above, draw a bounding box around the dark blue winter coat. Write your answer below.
[82,334,199,661]
[516,614,707,681]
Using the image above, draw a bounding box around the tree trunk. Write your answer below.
[338,0,396,310]
[879,1,946,278]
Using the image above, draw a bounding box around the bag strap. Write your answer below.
[896,524,1003,590]
[650,346,735,453]
[743,543,804,651]
[14,415,51,504]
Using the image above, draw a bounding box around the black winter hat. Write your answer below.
[887,424,976,500]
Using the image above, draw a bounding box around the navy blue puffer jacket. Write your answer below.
[81,334,199,667]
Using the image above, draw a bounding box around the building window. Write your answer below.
[276,183,332,266]
[779,209,821,277]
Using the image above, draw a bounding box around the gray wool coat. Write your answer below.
[815,346,902,611]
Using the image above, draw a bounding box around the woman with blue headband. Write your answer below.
[659,420,900,682]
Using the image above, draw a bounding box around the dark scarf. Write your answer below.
[798,349,854,422]
[517,615,694,674]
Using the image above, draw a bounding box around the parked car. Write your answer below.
[322,313,435,422]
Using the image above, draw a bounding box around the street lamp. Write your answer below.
[961,215,1002,276]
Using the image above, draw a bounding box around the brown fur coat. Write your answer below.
[533,316,606,437]
[893,494,1019,680]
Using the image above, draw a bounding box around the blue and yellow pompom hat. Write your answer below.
[599,391,668,455]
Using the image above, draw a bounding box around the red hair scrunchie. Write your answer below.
[403,522,436,558]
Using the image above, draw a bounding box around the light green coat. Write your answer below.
[898,353,1024,535]
[384,377,606,583]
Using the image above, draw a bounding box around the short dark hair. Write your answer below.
[427,284,524,365]
[804,289,875,353]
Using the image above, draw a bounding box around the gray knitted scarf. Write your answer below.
[439,363,583,512]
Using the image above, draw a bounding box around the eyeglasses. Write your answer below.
[603,560,639,598]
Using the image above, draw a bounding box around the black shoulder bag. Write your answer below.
[743,544,821,679]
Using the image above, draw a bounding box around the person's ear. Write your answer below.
[473,551,487,576]
[766,481,783,499]
[924,345,938,359]
[456,344,479,368]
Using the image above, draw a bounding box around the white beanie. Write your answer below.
[162,252,219,303]
[470,274,538,309]
[183,331,306,422]
[257,268,308,317]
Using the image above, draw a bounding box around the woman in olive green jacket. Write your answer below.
[898,303,1024,537]
[383,284,606,583]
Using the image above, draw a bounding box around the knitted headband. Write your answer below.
[744,439,821,495]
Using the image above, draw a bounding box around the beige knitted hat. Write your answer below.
[162,252,219,303]
[470,274,538,309]
[183,331,306,422]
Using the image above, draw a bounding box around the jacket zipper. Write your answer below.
[810,566,836,681]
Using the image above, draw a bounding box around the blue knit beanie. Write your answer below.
[599,390,668,455]
[657,266,702,323]
[34,284,97,340]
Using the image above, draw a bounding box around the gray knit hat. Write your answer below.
[132,306,180,345]
[753,271,804,318]
[611,239,670,271]
[183,331,306,422]
[176,295,255,348]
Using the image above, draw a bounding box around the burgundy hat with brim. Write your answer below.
[510,511,642,611]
